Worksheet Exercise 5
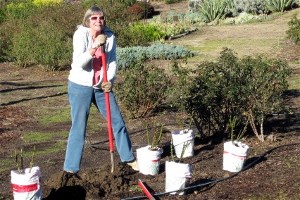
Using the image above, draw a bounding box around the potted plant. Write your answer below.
[171,116,195,158]
[165,139,192,195]
[136,123,164,175]
[10,147,42,200]
[223,116,250,173]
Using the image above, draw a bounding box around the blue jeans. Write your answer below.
[63,81,135,173]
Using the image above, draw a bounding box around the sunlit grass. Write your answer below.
[22,131,67,143]
[183,37,283,64]
[289,76,300,90]
[0,159,15,173]
[38,107,70,124]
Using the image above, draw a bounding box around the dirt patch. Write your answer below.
[1,2,300,200]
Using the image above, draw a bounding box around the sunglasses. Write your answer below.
[89,16,105,21]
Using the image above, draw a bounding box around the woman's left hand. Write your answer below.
[101,81,112,92]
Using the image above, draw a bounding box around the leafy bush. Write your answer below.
[10,19,72,70]
[149,15,196,37]
[182,12,204,24]
[127,19,190,42]
[4,1,38,20]
[222,12,268,24]
[115,62,172,119]
[167,62,192,112]
[127,1,155,20]
[188,0,204,12]
[239,55,291,141]
[5,2,80,70]
[287,14,300,44]
[32,0,63,6]
[127,22,167,45]
[165,0,182,4]
[230,0,269,16]
[117,43,195,69]
[185,48,291,141]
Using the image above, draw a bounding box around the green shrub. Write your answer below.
[115,62,172,118]
[4,1,38,20]
[183,11,206,23]
[117,43,195,69]
[10,23,36,67]
[148,16,193,37]
[115,61,191,118]
[222,12,268,24]
[165,0,182,4]
[239,55,291,141]
[10,19,72,70]
[7,3,79,70]
[185,48,291,141]
[230,0,269,16]
[128,22,167,44]
[167,62,192,112]
[127,1,155,20]
[286,14,300,44]
[0,20,13,62]
[32,0,63,6]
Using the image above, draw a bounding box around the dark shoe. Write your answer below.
[60,171,81,187]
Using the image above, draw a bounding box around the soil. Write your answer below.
[1,1,300,200]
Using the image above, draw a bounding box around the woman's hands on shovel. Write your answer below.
[101,81,112,92]
[92,34,107,49]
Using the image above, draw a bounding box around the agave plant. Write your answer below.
[198,0,228,23]
[266,0,296,12]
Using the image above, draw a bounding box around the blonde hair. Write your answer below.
[82,6,104,27]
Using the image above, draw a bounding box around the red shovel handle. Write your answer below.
[101,45,114,153]
[138,179,155,200]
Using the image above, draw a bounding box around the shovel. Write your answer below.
[100,44,115,173]
[138,179,155,200]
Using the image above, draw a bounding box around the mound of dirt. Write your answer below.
[43,163,141,200]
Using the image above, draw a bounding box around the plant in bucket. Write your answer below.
[171,116,195,158]
[136,123,164,175]
[165,140,192,195]
[11,147,42,200]
[223,116,250,173]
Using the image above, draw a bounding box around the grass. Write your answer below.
[86,105,106,134]
[38,107,70,125]
[0,159,15,173]
[21,131,67,143]
[0,141,66,173]
[289,76,300,90]
[37,97,105,132]
[187,38,281,63]
[289,64,300,90]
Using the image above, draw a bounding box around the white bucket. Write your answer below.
[136,145,163,175]
[11,166,42,200]
[172,129,194,158]
[223,141,249,172]
[165,161,192,195]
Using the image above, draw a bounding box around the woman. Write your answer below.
[62,5,138,182]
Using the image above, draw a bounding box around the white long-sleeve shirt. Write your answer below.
[68,25,117,88]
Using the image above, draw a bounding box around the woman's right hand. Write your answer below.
[92,34,107,49]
